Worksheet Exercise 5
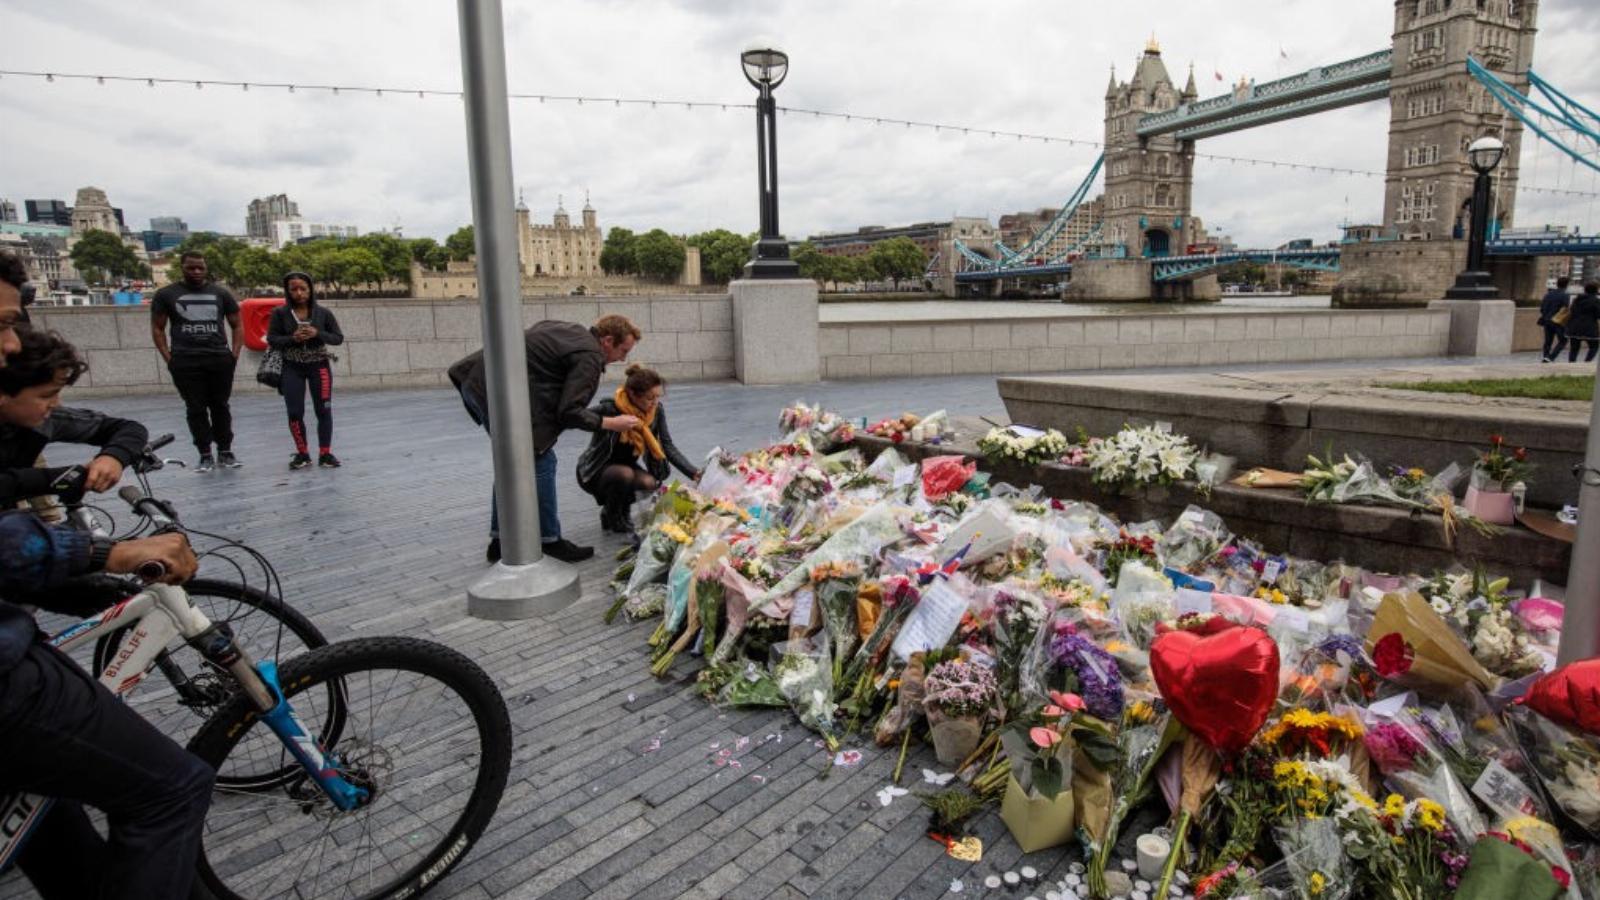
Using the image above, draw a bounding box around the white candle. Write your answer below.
[1135,833,1171,881]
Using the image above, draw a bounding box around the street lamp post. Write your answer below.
[1444,135,1506,300]
[742,45,801,279]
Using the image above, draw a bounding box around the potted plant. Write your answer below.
[921,656,998,765]
[1464,434,1530,525]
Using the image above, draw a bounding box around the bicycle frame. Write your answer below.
[0,584,367,871]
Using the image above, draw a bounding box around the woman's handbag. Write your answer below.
[255,347,284,389]
[1552,304,1572,326]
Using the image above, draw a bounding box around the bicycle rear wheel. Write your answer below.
[188,637,512,900]
[92,578,337,790]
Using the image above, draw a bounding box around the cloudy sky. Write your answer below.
[5,0,1598,249]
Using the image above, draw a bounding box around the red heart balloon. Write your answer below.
[1523,659,1600,736]
[1151,625,1280,754]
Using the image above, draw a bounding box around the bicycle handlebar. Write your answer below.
[119,484,179,532]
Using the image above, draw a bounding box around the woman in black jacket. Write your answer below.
[267,272,344,469]
[1566,282,1600,363]
[576,364,700,533]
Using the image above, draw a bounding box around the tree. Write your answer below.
[337,247,387,293]
[688,229,755,283]
[229,245,280,295]
[599,227,636,275]
[352,233,413,286]
[445,225,476,262]
[70,229,149,284]
[866,237,927,291]
[632,229,686,283]
[410,238,448,271]
[793,241,827,286]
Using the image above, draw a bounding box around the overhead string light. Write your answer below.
[6,67,1600,199]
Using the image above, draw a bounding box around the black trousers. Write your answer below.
[1541,325,1568,360]
[168,355,236,454]
[1569,337,1599,363]
[0,642,214,899]
[280,360,333,453]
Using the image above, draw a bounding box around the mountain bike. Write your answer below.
[0,485,513,900]
[42,433,332,790]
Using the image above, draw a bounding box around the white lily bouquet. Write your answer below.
[1084,424,1198,489]
[978,425,1069,465]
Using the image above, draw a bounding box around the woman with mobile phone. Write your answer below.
[267,272,344,470]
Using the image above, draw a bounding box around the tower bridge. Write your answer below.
[939,1,1596,306]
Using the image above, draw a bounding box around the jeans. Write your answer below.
[457,385,562,543]
[168,355,236,454]
[281,359,333,453]
[1541,325,1568,361]
[1,642,215,900]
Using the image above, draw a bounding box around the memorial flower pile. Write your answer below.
[978,424,1070,465]
[602,402,1598,897]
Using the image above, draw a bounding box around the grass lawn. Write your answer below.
[1377,374,1594,401]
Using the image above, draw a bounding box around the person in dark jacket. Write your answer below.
[1566,282,1600,363]
[0,326,147,508]
[267,272,345,470]
[448,314,642,564]
[149,250,242,471]
[576,364,701,534]
[1537,276,1571,363]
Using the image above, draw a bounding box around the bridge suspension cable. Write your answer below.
[6,66,1600,200]
[1469,59,1600,175]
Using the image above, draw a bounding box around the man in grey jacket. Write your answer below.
[449,314,642,563]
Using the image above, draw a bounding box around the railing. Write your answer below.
[1151,248,1343,282]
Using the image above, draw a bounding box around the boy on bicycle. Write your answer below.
[0,249,210,900]
[0,326,148,510]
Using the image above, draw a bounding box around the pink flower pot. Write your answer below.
[1463,486,1516,525]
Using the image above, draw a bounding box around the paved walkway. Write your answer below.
[0,351,1554,899]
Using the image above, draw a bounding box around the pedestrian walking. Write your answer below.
[150,251,242,471]
[576,364,701,536]
[448,314,642,564]
[267,271,344,470]
[1538,276,1571,363]
[1566,282,1600,363]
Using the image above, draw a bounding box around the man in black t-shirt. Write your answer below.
[150,251,243,471]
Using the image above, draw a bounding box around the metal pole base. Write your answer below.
[467,558,581,620]
[1443,271,1499,301]
[745,237,801,279]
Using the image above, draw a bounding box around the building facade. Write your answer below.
[1382,0,1537,238]
[69,187,121,235]
[0,200,16,223]
[997,196,1106,263]
[1100,40,1199,258]
[268,220,360,249]
[810,218,997,264]
[516,196,601,277]
[246,194,300,241]
[25,200,71,227]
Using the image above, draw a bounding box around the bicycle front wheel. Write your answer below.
[188,637,512,900]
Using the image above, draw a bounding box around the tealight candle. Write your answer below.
[1135,833,1171,881]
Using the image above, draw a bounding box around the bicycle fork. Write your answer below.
[187,624,369,812]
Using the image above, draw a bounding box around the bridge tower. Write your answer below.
[1383,0,1537,238]
[1338,0,1540,305]
[1101,39,1199,259]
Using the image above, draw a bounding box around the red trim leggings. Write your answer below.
[281,360,333,454]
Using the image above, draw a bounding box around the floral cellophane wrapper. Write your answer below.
[751,502,907,615]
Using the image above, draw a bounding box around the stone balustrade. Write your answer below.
[27,294,734,397]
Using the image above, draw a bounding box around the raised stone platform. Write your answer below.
[997,363,1590,509]
[856,420,1572,587]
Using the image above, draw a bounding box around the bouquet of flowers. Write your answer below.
[1472,433,1532,491]
[811,560,864,685]
[1301,450,1359,503]
[1087,699,1177,898]
[1508,704,1600,839]
[923,656,1000,764]
[1157,505,1232,571]
[1083,423,1198,490]
[977,425,1070,465]
[986,586,1050,716]
[772,638,841,750]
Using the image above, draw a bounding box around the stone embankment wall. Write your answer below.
[30,295,734,397]
[817,308,1451,378]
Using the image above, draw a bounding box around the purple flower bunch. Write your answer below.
[1440,847,1470,889]
[1048,629,1123,720]
[924,660,999,719]
[1315,633,1368,664]
[1364,721,1426,774]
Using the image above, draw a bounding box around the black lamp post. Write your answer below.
[742,45,800,279]
[1444,135,1507,300]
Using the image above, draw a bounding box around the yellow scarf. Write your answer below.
[614,387,664,461]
